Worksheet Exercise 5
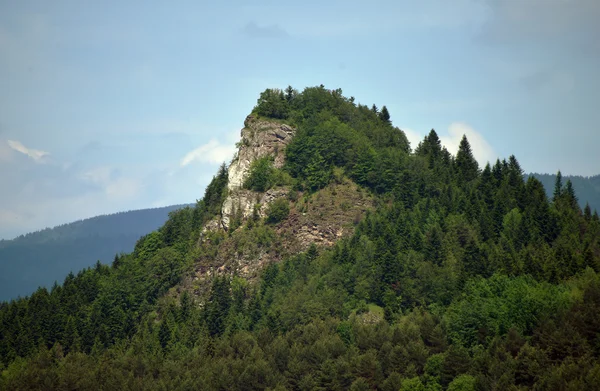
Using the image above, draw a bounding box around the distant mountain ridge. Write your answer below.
[528,173,600,212]
[0,204,191,301]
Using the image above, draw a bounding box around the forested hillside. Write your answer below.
[1,86,599,390]
[529,173,600,213]
[0,205,189,301]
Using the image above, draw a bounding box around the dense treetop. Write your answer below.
[529,172,600,213]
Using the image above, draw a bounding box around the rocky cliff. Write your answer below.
[191,114,373,291]
[216,115,295,231]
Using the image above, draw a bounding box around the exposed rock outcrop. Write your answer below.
[216,115,295,231]
[190,181,373,291]
[189,114,374,294]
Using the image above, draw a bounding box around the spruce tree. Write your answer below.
[379,105,391,123]
[553,171,563,202]
[285,85,296,102]
[564,179,579,211]
[455,135,479,183]
[427,129,442,158]
[584,203,592,221]
[492,159,503,185]
[206,276,232,337]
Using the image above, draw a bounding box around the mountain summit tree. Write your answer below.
[455,134,479,183]
[379,105,391,123]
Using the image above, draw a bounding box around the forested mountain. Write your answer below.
[529,173,600,213]
[0,205,189,301]
[1,86,600,390]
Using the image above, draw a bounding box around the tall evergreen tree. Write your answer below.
[492,159,503,185]
[285,85,296,102]
[564,180,579,211]
[379,105,391,123]
[584,203,592,221]
[553,170,563,202]
[455,135,479,183]
[206,276,232,337]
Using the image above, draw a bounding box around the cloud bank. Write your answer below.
[180,139,237,167]
[7,140,49,163]
[403,122,496,167]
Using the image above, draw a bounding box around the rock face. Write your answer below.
[219,115,295,230]
[190,180,374,294]
[188,115,374,297]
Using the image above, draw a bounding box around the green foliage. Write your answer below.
[193,163,228,228]
[400,376,426,391]
[2,85,600,389]
[245,156,276,192]
[447,374,477,391]
[206,276,232,337]
[253,88,290,119]
[455,135,479,183]
[530,171,600,213]
[379,105,391,123]
[282,86,409,192]
[244,156,293,193]
[444,274,570,347]
[0,204,187,301]
[266,198,290,224]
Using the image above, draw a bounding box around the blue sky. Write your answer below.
[1,0,599,239]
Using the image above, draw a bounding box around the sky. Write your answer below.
[0,0,599,239]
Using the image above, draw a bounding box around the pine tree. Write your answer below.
[479,163,494,207]
[455,135,479,183]
[492,159,503,185]
[158,315,171,349]
[553,171,563,202]
[179,291,192,322]
[564,179,579,211]
[584,203,592,221]
[379,105,391,123]
[285,85,296,102]
[206,276,232,337]
[463,240,484,277]
[416,129,444,169]
[305,152,331,191]
[62,316,81,353]
[427,129,442,158]
[112,254,122,269]
[248,289,263,328]
[424,224,444,266]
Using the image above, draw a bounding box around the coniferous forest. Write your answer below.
[1,86,600,390]
[0,204,190,301]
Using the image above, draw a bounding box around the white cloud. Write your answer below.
[402,127,425,152]
[180,139,237,167]
[7,140,49,163]
[401,122,497,166]
[441,122,497,166]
